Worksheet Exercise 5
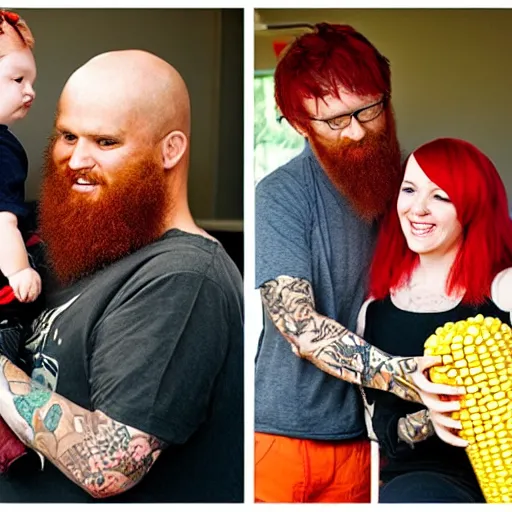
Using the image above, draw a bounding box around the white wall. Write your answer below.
[256,8,512,197]
[12,8,243,222]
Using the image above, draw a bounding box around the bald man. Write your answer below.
[0,50,244,503]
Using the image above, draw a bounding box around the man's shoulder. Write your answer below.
[126,230,242,296]
[257,147,315,190]
[256,149,321,206]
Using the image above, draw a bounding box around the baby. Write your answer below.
[0,10,42,474]
[0,10,41,306]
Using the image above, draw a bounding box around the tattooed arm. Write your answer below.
[261,276,465,403]
[0,356,165,498]
[397,410,434,445]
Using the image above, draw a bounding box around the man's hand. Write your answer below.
[7,267,42,303]
[429,409,468,447]
[385,354,466,405]
[400,355,466,403]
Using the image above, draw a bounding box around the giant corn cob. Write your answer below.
[424,314,512,503]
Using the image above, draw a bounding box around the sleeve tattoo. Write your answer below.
[0,356,166,498]
[260,276,422,402]
[397,409,435,445]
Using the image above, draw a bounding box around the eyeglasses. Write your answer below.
[309,96,388,131]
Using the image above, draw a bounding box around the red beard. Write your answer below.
[38,147,168,285]
[308,109,403,223]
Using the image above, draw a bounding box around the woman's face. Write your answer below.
[397,154,463,259]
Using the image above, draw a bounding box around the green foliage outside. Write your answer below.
[254,74,304,184]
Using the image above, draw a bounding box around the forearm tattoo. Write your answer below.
[261,276,421,402]
[0,357,165,498]
[397,409,435,445]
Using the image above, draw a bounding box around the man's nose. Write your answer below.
[341,117,365,142]
[68,139,94,170]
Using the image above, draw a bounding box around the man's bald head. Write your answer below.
[60,49,191,139]
[42,50,195,283]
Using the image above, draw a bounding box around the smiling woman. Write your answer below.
[370,138,512,306]
[397,154,463,263]
[359,137,512,503]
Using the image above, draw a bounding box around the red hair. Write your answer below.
[274,23,391,127]
[369,138,512,305]
[0,10,34,57]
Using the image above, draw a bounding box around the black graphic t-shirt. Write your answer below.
[363,296,510,496]
[0,230,244,503]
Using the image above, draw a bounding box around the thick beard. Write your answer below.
[308,109,403,223]
[38,148,169,286]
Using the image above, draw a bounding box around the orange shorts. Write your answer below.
[254,432,371,503]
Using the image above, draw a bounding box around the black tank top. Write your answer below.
[363,296,510,491]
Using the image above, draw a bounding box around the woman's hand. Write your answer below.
[398,408,468,447]
[429,409,468,447]
[408,356,468,447]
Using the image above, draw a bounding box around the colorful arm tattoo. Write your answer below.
[260,276,422,402]
[397,409,435,445]
[0,356,166,498]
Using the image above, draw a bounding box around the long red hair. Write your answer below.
[274,23,391,127]
[369,138,512,305]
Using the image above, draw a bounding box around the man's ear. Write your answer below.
[161,130,188,169]
[279,110,308,138]
[287,119,307,138]
[294,123,308,138]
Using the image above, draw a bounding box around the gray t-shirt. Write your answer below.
[255,144,377,439]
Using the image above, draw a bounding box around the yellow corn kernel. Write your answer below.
[424,316,512,503]
[465,397,477,407]
[464,335,475,345]
[460,410,470,421]
[474,373,487,383]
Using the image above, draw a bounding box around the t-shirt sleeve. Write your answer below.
[255,170,311,288]
[0,135,28,217]
[89,269,231,445]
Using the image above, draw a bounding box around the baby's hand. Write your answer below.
[7,267,42,303]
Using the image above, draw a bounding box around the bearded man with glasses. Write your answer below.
[254,23,460,503]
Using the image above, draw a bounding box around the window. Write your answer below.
[254,72,304,184]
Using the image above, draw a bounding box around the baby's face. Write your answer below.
[0,47,36,125]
